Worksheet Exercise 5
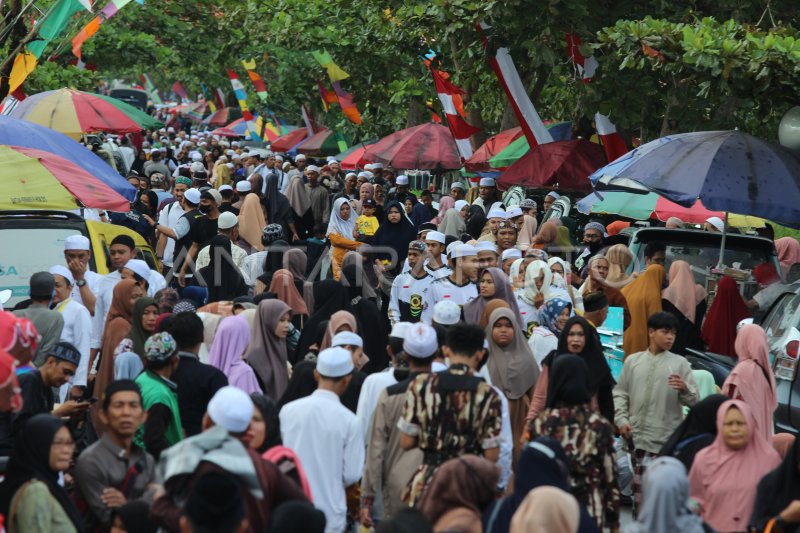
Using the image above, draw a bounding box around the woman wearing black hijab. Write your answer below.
[250,393,283,454]
[752,437,800,532]
[466,207,488,240]
[293,280,351,362]
[0,414,84,532]
[372,201,417,271]
[198,234,248,303]
[659,394,728,471]
[341,263,388,374]
[262,175,298,242]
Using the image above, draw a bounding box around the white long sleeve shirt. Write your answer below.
[356,369,399,446]
[69,270,103,310]
[91,271,121,349]
[280,389,365,533]
[55,299,92,398]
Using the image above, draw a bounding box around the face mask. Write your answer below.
[197,205,209,214]
[588,240,603,254]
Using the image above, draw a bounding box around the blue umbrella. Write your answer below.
[589,130,800,227]
[0,115,136,201]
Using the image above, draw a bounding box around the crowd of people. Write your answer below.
[0,125,800,533]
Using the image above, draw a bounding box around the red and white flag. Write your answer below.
[478,22,553,149]
[594,113,628,162]
[431,68,481,160]
[565,33,599,83]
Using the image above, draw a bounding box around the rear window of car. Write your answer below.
[0,227,84,307]
[763,291,800,350]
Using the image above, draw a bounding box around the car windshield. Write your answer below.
[0,227,84,307]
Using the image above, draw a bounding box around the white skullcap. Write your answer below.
[433,300,461,326]
[451,244,477,258]
[502,248,523,261]
[450,182,466,191]
[479,177,496,187]
[274,154,284,162]
[217,211,238,230]
[226,162,234,169]
[454,200,469,212]
[332,331,363,348]
[706,216,725,232]
[474,241,498,254]
[49,265,74,286]
[190,161,205,173]
[65,235,91,251]
[487,208,508,220]
[371,162,384,170]
[395,175,409,185]
[167,126,175,133]
[183,188,201,205]
[425,231,446,244]
[294,153,307,161]
[357,171,371,179]
[506,207,523,219]
[123,259,150,283]
[390,322,413,338]
[218,184,233,192]
[317,347,354,378]
[403,323,439,358]
[326,156,338,163]
[306,165,320,173]
[363,163,374,171]
[235,181,252,193]
[546,191,561,200]
[345,172,357,179]
[446,241,461,256]
[190,151,203,162]
[208,386,254,433]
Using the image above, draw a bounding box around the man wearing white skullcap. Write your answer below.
[421,244,479,324]
[360,323,437,521]
[422,231,451,281]
[390,240,434,326]
[63,234,103,314]
[705,216,724,233]
[280,347,365,533]
[474,240,500,269]
[470,176,502,215]
[543,190,561,212]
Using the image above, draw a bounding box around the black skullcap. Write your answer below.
[110,234,136,250]
[184,471,244,531]
[102,379,141,411]
[583,291,609,313]
[49,341,81,366]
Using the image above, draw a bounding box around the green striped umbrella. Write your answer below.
[93,93,164,130]
[489,121,572,168]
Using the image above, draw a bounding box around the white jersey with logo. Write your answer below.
[420,276,478,324]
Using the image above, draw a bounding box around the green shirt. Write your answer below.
[135,370,183,449]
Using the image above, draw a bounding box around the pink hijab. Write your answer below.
[661,260,707,323]
[432,195,455,225]
[775,237,800,278]
[208,315,262,395]
[722,324,777,440]
[689,400,780,532]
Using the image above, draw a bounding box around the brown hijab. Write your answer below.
[245,299,291,400]
[284,248,314,312]
[320,310,357,351]
[269,269,308,316]
[417,455,500,528]
[478,299,511,330]
[485,307,540,400]
[284,172,311,216]
[238,193,266,251]
[93,279,138,431]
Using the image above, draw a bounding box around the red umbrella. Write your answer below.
[340,144,373,171]
[271,128,309,152]
[465,127,523,172]
[204,107,242,126]
[210,127,242,138]
[363,123,462,170]
[498,140,607,193]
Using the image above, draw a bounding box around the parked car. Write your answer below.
[759,283,800,434]
[0,210,159,308]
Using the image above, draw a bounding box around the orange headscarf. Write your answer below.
[621,264,664,356]
[237,193,266,251]
[268,269,309,316]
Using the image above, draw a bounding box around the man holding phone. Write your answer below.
[613,311,698,517]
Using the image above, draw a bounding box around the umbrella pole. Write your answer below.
[716,211,729,271]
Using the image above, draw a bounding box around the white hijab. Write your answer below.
[521,260,551,305]
[326,196,357,238]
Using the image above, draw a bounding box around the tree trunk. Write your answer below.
[405,99,425,128]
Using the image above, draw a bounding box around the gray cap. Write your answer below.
[30,271,55,299]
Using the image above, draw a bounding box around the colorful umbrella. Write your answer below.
[0,115,136,201]
[10,88,149,138]
[363,123,462,170]
[337,142,376,171]
[589,130,800,227]
[0,145,131,211]
[271,128,309,152]
[577,191,766,227]
[92,94,164,130]
[498,139,606,193]
[203,107,242,126]
[209,127,242,138]
[296,128,345,156]
[465,127,523,172]
[226,116,281,141]
[489,121,573,169]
